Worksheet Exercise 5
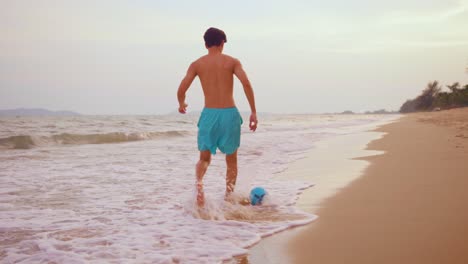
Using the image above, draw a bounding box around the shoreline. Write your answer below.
[246,116,397,263]
[287,108,468,263]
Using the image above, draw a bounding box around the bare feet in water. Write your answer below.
[196,182,205,207]
[224,192,250,206]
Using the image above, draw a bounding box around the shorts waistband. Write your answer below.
[202,107,238,113]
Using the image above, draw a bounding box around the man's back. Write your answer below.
[194,54,236,108]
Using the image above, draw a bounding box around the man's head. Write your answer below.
[203,27,227,49]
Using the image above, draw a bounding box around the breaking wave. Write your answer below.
[0,131,190,150]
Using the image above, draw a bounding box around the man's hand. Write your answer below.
[179,103,188,114]
[249,113,258,132]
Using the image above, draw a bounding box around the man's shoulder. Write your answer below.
[192,55,207,64]
[222,54,239,62]
[222,54,241,69]
[189,56,207,71]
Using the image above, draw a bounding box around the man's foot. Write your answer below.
[238,198,251,206]
[224,192,250,206]
[224,192,234,203]
[196,182,205,207]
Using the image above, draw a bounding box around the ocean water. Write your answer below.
[0,113,396,263]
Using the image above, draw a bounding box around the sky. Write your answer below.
[1,0,467,115]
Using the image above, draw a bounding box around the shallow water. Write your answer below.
[0,113,396,263]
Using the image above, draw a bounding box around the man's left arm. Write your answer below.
[233,59,257,131]
[177,62,197,114]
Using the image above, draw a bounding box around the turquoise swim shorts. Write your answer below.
[197,107,243,155]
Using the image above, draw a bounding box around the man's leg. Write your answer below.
[196,150,211,207]
[225,150,238,197]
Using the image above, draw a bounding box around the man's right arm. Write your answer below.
[177,62,197,114]
[233,59,257,131]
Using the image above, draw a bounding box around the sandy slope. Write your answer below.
[289,108,468,264]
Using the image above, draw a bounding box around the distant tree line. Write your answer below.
[400,81,468,113]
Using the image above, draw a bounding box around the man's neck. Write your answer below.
[207,47,222,55]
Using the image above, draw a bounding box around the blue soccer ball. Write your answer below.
[250,187,267,205]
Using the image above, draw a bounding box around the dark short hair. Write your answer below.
[203,27,227,48]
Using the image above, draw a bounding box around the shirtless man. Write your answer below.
[177,27,257,207]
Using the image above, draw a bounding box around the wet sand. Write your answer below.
[289,108,468,264]
[247,117,392,263]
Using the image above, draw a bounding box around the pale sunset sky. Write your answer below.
[1,0,467,114]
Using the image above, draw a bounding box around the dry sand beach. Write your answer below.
[287,107,468,264]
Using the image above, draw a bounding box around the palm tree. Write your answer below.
[425,81,441,95]
[399,81,441,112]
[398,81,468,112]
[416,81,441,110]
[446,82,461,106]
[462,84,468,106]
[446,82,460,93]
